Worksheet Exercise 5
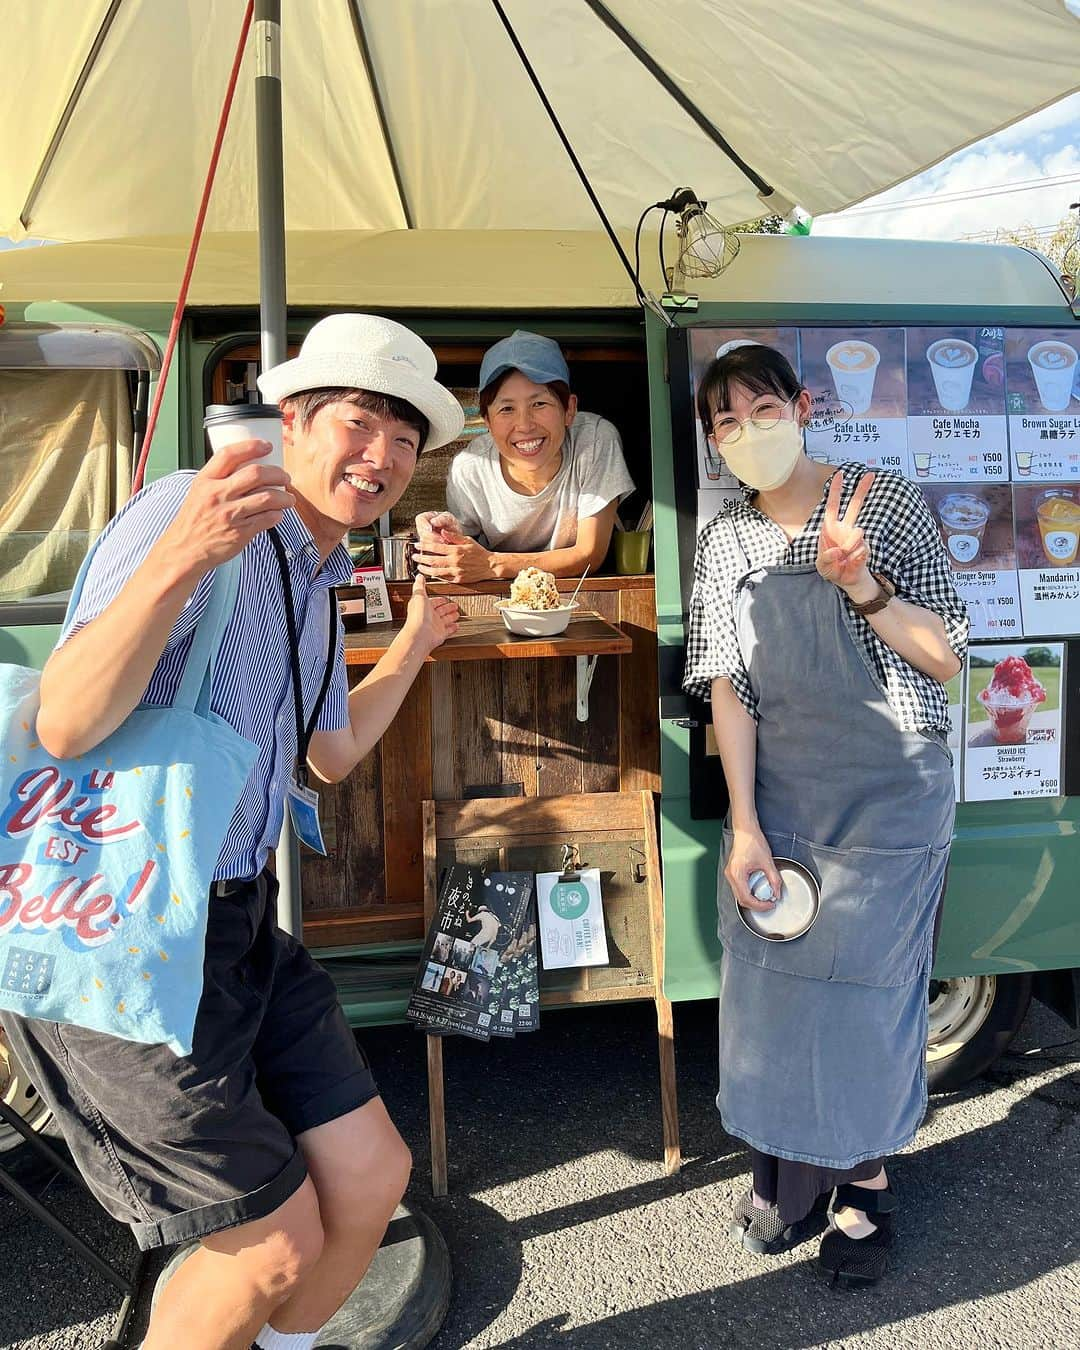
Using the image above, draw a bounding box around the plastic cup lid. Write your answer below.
[737,858,820,941]
[204,402,283,427]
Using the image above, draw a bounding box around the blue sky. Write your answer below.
[816,93,1079,243]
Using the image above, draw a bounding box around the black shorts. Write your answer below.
[0,872,378,1250]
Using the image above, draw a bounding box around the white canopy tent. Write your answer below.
[4,0,1078,933]
[3,0,1080,245]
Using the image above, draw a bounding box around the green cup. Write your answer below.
[614,530,651,575]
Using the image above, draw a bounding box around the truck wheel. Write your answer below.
[926,973,1032,1093]
[0,1025,60,1172]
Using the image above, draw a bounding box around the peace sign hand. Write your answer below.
[816,470,876,593]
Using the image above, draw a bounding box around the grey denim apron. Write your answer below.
[717,557,954,1169]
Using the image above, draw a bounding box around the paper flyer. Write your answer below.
[800,327,912,477]
[1013,483,1080,637]
[407,863,490,1039]
[963,644,1065,802]
[919,484,1020,640]
[536,867,610,970]
[486,890,539,1037]
[1005,330,1080,481]
[906,326,1009,482]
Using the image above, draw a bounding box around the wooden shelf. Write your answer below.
[344,609,631,666]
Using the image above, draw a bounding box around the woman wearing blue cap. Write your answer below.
[415,331,634,580]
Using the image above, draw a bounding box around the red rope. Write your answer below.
[134,0,255,491]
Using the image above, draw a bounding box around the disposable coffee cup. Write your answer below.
[927,338,977,411]
[1027,340,1078,413]
[825,339,880,415]
[204,403,284,469]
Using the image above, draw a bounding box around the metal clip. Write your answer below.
[561,842,581,881]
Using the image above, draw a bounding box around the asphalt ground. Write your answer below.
[2,996,1079,1350]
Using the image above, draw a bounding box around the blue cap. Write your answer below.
[478,330,570,393]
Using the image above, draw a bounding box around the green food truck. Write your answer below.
[1,228,1078,1168]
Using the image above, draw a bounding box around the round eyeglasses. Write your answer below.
[708,393,797,446]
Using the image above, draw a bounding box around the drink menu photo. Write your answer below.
[683,322,1079,806]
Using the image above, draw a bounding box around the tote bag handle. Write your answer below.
[58,537,241,720]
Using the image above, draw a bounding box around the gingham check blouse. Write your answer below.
[683,463,970,733]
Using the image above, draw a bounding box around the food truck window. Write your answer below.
[0,324,158,610]
[390,342,652,551]
[208,334,651,564]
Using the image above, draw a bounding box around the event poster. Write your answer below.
[1005,330,1080,480]
[963,644,1065,802]
[1013,483,1080,634]
[919,483,1020,640]
[906,326,1009,481]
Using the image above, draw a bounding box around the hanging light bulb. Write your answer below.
[659,187,740,312]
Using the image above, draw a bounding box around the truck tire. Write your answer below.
[926,973,1032,1093]
[0,1025,62,1175]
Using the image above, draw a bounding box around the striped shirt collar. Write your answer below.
[274,507,354,586]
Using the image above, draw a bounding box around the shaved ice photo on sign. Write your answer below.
[964,644,1064,802]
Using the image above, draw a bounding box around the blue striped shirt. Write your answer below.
[64,472,352,881]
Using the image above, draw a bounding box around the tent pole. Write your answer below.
[254,0,302,937]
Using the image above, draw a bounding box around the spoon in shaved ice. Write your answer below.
[566,564,591,610]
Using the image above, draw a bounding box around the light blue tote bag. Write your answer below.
[0,553,258,1056]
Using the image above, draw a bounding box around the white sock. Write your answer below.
[254,1325,321,1350]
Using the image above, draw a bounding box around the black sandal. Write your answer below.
[818,1182,898,1287]
[729,1188,831,1255]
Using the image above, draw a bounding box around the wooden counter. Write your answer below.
[300,576,660,950]
[344,610,631,665]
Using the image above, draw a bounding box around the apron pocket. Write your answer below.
[718,828,948,988]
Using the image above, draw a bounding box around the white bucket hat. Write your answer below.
[258,314,465,450]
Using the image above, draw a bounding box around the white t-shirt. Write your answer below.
[445,411,635,552]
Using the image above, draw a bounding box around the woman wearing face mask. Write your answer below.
[414,331,634,581]
[683,341,968,1286]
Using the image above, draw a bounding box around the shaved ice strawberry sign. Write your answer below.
[963,644,1065,802]
[0,765,159,948]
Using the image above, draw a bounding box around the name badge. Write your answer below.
[286,777,327,856]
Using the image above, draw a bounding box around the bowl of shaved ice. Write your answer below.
[496,567,578,635]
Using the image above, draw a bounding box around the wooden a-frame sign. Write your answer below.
[423,790,680,1196]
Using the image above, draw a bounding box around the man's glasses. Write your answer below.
[708,393,797,447]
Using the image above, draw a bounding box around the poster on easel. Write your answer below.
[906,326,1009,482]
[919,483,1020,640]
[963,644,1065,802]
[1014,484,1080,636]
[1005,331,1080,481]
[799,327,911,476]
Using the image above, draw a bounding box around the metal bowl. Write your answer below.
[736,857,820,942]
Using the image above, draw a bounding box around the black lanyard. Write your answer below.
[269,527,338,789]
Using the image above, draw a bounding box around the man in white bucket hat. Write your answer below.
[6,315,464,1349]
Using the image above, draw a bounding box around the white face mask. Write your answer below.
[717,416,804,492]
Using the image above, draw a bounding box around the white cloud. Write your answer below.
[816,93,1080,242]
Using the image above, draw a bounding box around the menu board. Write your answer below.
[963,644,1065,802]
[688,324,1080,640]
[686,324,1078,802]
